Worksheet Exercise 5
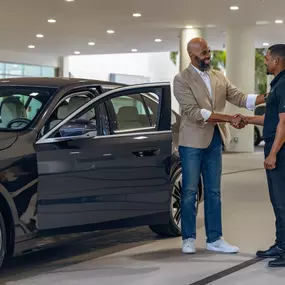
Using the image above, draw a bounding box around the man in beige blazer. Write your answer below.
[174,37,265,254]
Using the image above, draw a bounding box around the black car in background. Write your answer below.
[0,78,203,269]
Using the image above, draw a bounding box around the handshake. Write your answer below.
[229,114,248,129]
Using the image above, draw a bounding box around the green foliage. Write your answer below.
[255,48,267,94]
[211,51,226,71]
[170,52,178,65]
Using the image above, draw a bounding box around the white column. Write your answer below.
[179,28,204,72]
[225,26,256,152]
[267,75,274,92]
[58,56,70,77]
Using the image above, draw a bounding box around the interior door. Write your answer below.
[35,83,172,234]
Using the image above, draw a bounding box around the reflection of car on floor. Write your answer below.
[254,103,266,146]
[0,77,203,269]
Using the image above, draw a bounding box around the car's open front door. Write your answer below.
[35,82,173,234]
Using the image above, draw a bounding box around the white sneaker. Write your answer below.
[182,238,196,254]
[206,238,239,253]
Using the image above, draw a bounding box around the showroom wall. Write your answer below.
[0,49,59,78]
[68,52,180,112]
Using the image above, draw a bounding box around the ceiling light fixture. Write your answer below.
[230,6,239,10]
[88,42,95,46]
[74,51,80,55]
[263,42,269,46]
[133,13,141,17]
[256,20,270,25]
[36,34,44,38]
[275,20,283,24]
[186,25,193,29]
[48,19,56,23]
[154,39,162,42]
[107,30,115,34]
[131,49,138,52]
[65,0,75,2]
[28,45,35,49]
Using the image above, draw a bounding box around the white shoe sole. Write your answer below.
[206,245,239,253]
[182,248,196,254]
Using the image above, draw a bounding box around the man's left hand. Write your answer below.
[264,153,277,170]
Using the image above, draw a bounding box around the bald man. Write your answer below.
[174,38,265,254]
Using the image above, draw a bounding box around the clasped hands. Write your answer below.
[230,114,248,129]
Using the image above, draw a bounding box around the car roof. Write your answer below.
[0,77,125,89]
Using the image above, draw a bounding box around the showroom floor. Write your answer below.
[1,146,285,285]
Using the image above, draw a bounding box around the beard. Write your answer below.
[266,67,272,75]
[195,56,211,72]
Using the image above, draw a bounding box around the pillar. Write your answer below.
[225,26,256,152]
[58,56,70,77]
[179,28,204,72]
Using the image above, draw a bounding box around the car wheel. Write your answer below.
[254,126,262,146]
[0,212,7,270]
[149,166,202,238]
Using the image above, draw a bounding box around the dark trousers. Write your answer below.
[264,141,285,249]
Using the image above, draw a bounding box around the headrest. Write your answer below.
[117,106,139,121]
[0,97,27,127]
[57,105,68,120]
[68,96,90,113]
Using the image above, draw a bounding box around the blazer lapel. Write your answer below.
[187,65,212,104]
[209,71,217,108]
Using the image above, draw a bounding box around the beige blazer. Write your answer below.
[173,65,248,148]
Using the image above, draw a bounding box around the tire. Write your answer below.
[149,166,202,237]
[0,212,7,270]
[254,126,262,146]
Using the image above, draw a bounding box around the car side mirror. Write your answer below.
[58,119,97,138]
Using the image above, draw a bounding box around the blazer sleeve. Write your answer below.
[173,74,205,123]
[225,76,248,108]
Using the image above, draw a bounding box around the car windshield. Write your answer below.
[0,86,57,131]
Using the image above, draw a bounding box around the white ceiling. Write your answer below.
[0,0,285,56]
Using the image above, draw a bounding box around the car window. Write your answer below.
[41,93,92,135]
[0,86,56,130]
[108,93,153,131]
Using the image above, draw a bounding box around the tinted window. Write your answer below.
[0,86,56,130]
[108,94,152,131]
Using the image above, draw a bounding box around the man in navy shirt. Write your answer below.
[246,44,285,267]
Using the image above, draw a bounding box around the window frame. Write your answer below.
[36,83,170,145]
[105,93,155,134]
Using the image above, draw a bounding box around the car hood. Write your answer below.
[0,132,18,150]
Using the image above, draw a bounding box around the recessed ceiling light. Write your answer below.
[230,6,239,10]
[74,51,80,55]
[155,39,162,42]
[48,19,56,23]
[65,0,75,2]
[36,34,44,38]
[131,49,138,52]
[133,13,141,17]
[263,42,269,46]
[107,30,115,34]
[28,45,35,49]
[256,20,270,25]
[88,42,95,46]
[275,20,283,24]
[186,25,193,29]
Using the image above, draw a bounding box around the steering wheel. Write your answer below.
[7,118,32,129]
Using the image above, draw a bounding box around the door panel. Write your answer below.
[35,83,172,232]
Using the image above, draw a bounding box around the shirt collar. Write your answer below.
[270,69,285,87]
[191,64,208,77]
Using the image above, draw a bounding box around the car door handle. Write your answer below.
[132,148,160,157]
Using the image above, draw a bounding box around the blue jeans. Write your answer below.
[178,127,222,243]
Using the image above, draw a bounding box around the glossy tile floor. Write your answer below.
[1,145,285,285]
